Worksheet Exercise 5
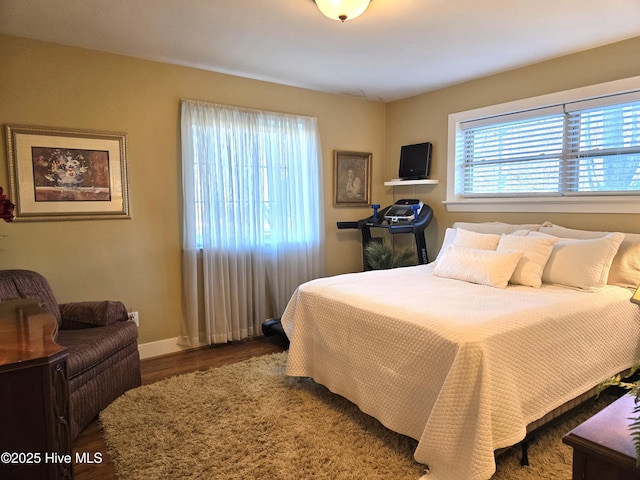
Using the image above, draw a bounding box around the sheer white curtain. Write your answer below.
[180,99,325,346]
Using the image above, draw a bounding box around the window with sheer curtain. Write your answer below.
[447,78,640,213]
[180,99,325,346]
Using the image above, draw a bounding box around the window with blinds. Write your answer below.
[457,92,640,199]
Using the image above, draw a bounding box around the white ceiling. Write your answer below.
[1,0,639,102]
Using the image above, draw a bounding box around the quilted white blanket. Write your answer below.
[282,264,640,480]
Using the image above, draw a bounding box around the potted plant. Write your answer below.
[364,239,416,270]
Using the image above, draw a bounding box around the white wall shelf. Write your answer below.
[384,179,439,186]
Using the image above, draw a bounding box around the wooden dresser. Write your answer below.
[563,393,640,479]
[0,299,72,479]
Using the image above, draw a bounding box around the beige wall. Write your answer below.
[386,36,640,259]
[2,33,640,348]
[0,34,388,345]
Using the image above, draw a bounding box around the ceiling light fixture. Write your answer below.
[314,0,371,22]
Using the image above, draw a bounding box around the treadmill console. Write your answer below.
[384,199,423,222]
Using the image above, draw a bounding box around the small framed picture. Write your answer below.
[5,124,131,221]
[333,150,372,207]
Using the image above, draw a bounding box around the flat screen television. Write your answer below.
[399,142,432,180]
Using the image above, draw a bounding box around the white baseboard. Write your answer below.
[137,337,194,360]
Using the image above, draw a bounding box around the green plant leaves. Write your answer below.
[364,239,416,270]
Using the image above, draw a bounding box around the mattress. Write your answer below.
[281,263,640,480]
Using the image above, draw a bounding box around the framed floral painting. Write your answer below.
[5,125,130,221]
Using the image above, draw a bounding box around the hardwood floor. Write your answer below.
[72,336,287,480]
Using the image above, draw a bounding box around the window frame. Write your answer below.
[446,75,640,213]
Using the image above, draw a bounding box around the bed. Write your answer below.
[281,221,640,480]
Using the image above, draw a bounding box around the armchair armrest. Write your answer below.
[59,301,129,329]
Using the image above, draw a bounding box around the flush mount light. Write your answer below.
[314,0,371,22]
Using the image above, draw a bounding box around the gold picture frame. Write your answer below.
[333,150,372,207]
[631,285,640,305]
[5,124,130,221]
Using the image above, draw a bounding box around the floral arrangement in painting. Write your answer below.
[0,187,15,222]
[43,149,89,188]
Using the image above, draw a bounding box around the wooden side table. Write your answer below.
[0,299,72,480]
[563,393,640,479]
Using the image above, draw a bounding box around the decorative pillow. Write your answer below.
[433,245,523,288]
[540,223,640,288]
[452,228,501,250]
[435,226,535,265]
[496,234,558,288]
[435,222,541,263]
[529,231,625,290]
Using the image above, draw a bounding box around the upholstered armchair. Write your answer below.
[0,269,141,439]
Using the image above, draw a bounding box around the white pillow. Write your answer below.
[452,228,500,250]
[529,232,625,290]
[496,234,558,288]
[453,221,542,234]
[433,245,523,288]
[435,227,457,264]
[434,223,542,265]
[608,238,640,288]
[539,223,604,239]
[540,223,640,288]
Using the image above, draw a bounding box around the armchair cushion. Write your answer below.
[0,269,61,324]
[57,321,138,379]
[60,300,129,329]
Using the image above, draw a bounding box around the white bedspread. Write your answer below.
[281,264,640,480]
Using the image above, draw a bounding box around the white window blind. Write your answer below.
[458,91,640,199]
[565,99,640,194]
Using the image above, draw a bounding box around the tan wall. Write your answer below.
[386,35,640,260]
[3,32,640,347]
[0,34,388,344]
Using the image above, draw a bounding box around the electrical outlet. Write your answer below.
[128,311,139,327]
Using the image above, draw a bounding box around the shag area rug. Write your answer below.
[100,352,616,479]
